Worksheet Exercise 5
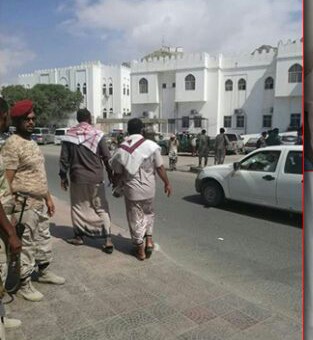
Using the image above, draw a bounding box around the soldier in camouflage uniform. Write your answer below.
[0,98,23,331]
[2,100,65,302]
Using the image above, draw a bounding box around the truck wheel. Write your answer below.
[201,181,224,206]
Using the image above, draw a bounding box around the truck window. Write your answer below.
[240,150,281,172]
[284,151,302,174]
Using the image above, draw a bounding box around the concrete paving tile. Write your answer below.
[182,305,218,324]
[105,272,132,285]
[227,314,301,340]
[49,300,93,333]
[180,317,239,339]
[10,301,57,325]
[160,293,199,311]
[71,292,117,323]
[236,300,272,322]
[202,298,235,317]
[6,328,27,340]
[118,324,177,340]
[119,309,158,328]
[66,324,108,340]
[241,313,301,338]
[216,293,272,321]
[20,321,65,340]
[129,291,161,307]
[145,280,180,298]
[228,329,300,340]
[221,310,259,331]
[158,313,198,336]
[104,293,140,314]
[178,327,221,340]
[144,301,178,320]
[91,316,133,339]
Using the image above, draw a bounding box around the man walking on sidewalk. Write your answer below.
[109,118,172,260]
[198,129,210,167]
[214,128,229,165]
[59,108,115,253]
[2,99,65,302]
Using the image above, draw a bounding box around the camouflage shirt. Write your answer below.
[0,146,14,214]
[2,134,48,209]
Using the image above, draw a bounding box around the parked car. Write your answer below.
[195,145,302,212]
[244,137,258,154]
[225,133,245,154]
[281,135,298,145]
[32,128,54,145]
[54,128,70,145]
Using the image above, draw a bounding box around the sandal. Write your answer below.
[145,236,154,258]
[102,237,114,254]
[66,237,84,246]
[136,243,146,261]
[102,244,114,254]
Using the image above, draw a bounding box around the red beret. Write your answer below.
[10,100,33,118]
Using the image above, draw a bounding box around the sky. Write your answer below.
[0,0,302,85]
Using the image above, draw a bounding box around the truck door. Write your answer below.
[276,150,302,212]
[228,150,281,207]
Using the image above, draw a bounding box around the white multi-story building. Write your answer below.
[18,61,131,126]
[18,39,302,136]
[131,39,302,136]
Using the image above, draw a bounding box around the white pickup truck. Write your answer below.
[195,145,302,213]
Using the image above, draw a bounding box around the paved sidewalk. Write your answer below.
[5,195,301,340]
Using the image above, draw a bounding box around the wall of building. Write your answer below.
[19,62,131,127]
[18,39,302,134]
[130,39,302,135]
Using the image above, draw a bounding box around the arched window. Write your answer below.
[225,79,233,91]
[103,108,107,119]
[65,84,69,89]
[102,84,107,95]
[185,74,195,90]
[264,77,274,90]
[127,85,130,96]
[83,82,87,95]
[109,108,113,115]
[288,64,302,83]
[77,83,81,92]
[139,78,148,93]
[238,78,246,91]
[123,84,126,95]
[109,83,113,95]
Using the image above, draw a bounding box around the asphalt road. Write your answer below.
[43,144,302,322]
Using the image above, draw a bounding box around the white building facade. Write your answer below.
[18,61,131,126]
[18,39,302,136]
[131,39,302,136]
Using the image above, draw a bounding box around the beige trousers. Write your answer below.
[70,182,111,238]
[14,208,52,281]
[125,198,154,245]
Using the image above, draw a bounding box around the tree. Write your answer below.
[1,85,30,106]
[1,84,83,126]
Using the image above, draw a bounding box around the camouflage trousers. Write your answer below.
[215,149,226,165]
[14,208,52,281]
[125,197,154,245]
[0,239,7,299]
